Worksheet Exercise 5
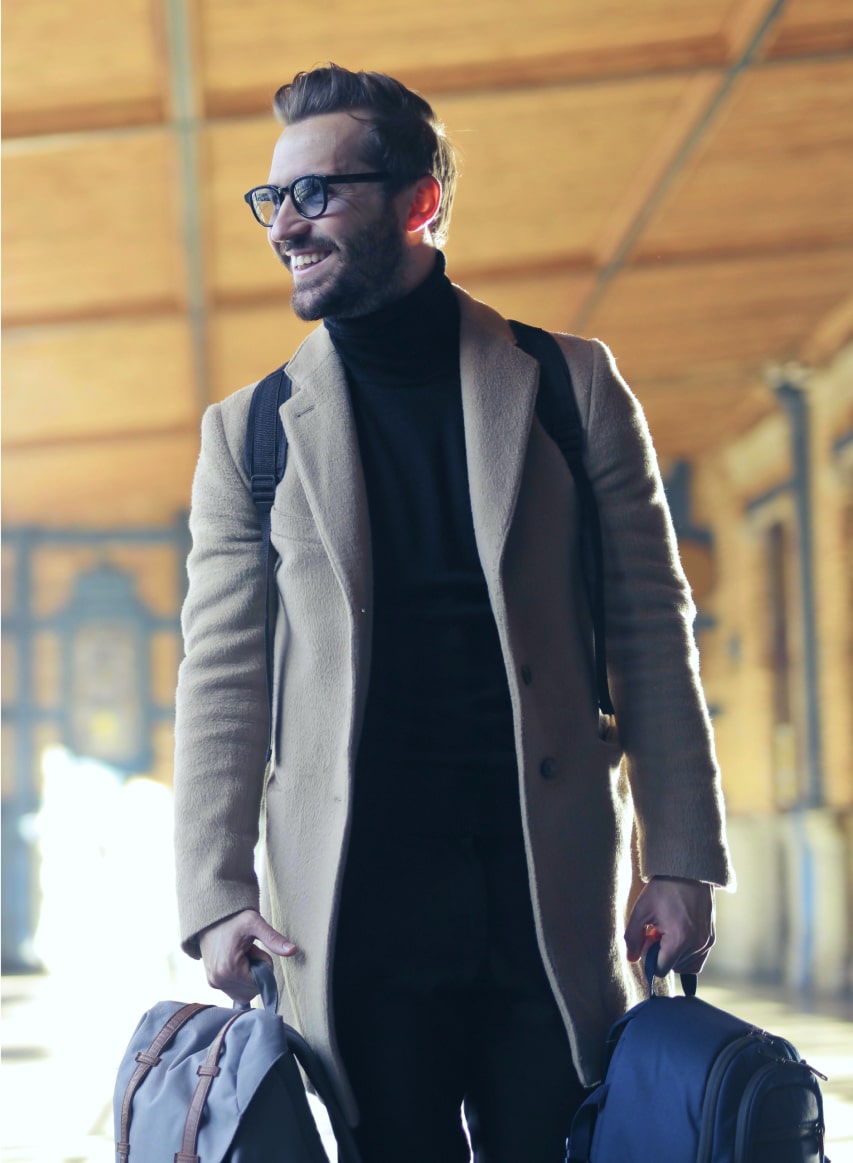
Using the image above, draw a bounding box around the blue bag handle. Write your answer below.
[234,959,279,1012]
[645,941,698,998]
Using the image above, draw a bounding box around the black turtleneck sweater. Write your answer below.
[325,255,521,836]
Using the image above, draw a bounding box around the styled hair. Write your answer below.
[273,64,457,247]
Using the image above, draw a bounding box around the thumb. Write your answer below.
[249,915,298,958]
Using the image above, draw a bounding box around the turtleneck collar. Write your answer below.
[324,251,460,387]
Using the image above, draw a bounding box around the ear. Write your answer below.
[403,175,442,234]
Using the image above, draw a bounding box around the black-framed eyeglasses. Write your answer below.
[244,172,390,226]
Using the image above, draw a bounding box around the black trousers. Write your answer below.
[333,830,587,1163]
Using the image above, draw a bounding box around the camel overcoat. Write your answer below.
[174,286,734,1122]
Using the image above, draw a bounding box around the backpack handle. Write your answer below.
[230,959,279,1013]
[645,941,698,999]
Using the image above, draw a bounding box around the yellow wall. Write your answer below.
[692,344,853,815]
[689,343,853,989]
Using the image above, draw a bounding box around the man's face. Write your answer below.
[266,112,410,321]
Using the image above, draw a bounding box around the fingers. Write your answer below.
[625,877,716,978]
[667,929,715,976]
[199,909,298,1004]
[624,908,659,963]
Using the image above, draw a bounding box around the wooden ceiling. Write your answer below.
[3,0,853,526]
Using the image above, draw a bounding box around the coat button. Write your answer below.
[521,665,533,685]
[539,757,557,779]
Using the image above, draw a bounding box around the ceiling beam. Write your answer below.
[4,48,852,148]
[574,0,792,330]
[164,0,209,415]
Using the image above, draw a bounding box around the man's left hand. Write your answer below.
[624,876,715,977]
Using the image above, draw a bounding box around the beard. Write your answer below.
[288,207,409,322]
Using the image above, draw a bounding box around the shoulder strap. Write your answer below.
[245,365,293,761]
[284,1027,364,1163]
[508,320,614,715]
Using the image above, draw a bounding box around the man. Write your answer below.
[174,65,734,1162]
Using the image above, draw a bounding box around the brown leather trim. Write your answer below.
[179,1009,249,1159]
[116,1002,211,1162]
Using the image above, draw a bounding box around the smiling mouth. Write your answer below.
[288,250,333,275]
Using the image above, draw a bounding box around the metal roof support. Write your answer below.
[164,0,209,413]
[576,0,791,329]
[770,367,824,809]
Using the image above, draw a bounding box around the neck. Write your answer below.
[397,239,439,298]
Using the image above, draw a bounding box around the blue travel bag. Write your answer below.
[566,946,828,1163]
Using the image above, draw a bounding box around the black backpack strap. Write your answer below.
[508,320,614,716]
[244,365,292,760]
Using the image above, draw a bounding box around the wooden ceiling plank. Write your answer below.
[203,118,281,299]
[201,42,733,118]
[208,305,316,402]
[640,380,778,457]
[2,131,187,327]
[762,0,853,58]
[1,433,200,528]
[574,0,798,328]
[437,77,702,272]
[802,294,853,367]
[455,270,597,336]
[629,59,853,264]
[196,0,739,115]
[722,0,792,58]
[1,316,198,447]
[1,0,170,138]
[2,99,168,141]
[593,72,722,265]
[584,247,853,383]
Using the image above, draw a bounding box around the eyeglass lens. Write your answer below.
[251,176,327,224]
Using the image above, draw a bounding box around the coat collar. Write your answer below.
[279,286,540,605]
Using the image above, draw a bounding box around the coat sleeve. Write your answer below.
[173,389,271,956]
[562,334,735,890]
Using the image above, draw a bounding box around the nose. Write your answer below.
[268,193,308,244]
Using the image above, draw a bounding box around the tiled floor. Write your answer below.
[2,967,851,1161]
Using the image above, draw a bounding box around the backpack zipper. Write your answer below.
[734,1059,825,1162]
[696,1030,797,1163]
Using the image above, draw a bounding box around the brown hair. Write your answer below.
[273,64,457,247]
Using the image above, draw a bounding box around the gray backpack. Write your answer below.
[114,962,361,1162]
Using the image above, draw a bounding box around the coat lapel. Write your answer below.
[276,291,538,610]
[279,328,371,616]
[457,291,540,585]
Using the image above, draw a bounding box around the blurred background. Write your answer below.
[2,0,852,1159]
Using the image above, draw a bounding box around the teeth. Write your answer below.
[290,252,329,270]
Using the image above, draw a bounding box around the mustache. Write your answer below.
[279,236,338,258]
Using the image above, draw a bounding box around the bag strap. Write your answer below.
[645,940,698,998]
[565,1086,607,1161]
[508,320,614,715]
[285,1027,364,1163]
[247,960,361,1161]
[176,1008,248,1162]
[116,1002,212,1162]
[244,366,293,761]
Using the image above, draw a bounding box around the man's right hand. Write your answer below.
[198,909,298,1005]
